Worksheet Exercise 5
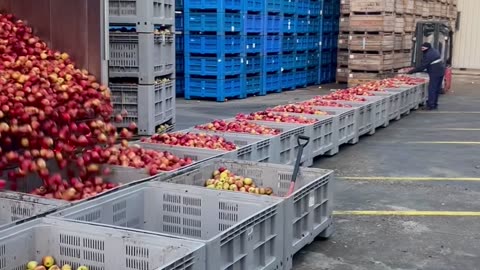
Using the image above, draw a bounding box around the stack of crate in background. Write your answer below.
[108,0,176,135]
[337,0,457,86]
[319,0,340,83]
[175,0,184,96]
[263,1,284,94]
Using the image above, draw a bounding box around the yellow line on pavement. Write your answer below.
[334,211,480,217]
[405,141,480,145]
[339,176,480,181]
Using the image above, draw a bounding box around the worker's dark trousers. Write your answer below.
[427,75,444,109]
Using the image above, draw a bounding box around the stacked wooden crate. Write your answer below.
[336,0,457,86]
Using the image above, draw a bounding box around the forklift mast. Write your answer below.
[411,21,453,68]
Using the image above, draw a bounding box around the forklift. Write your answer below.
[411,21,454,93]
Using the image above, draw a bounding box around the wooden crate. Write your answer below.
[338,50,350,66]
[404,15,415,32]
[336,67,349,83]
[340,16,350,32]
[395,16,405,33]
[403,0,415,14]
[441,3,448,18]
[432,1,442,17]
[448,5,457,18]
[422,0,430,17]
[394,34,402,50]
[338,34,349,49]
[350,14,395,32]
[402,34,413,50]
[393,51,411,69]
[395,0,405,14]
[348,34,394,51]
[348,71,390,86]
[341,0,351,14]
[350,0,395,13]
[349,52,394,71]
[414,0,423,15]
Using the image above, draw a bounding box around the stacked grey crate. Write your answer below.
[108,0,176,135]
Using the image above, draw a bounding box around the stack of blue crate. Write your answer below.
[244,0,264,96]
[319,0,340,83]
[184,3,245,102]
[262,2,283,95]
[108,0,176,135]
[176,10,185,96]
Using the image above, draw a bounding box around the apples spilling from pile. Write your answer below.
[268,104,328,115]
[300,99,353,107]
[195,120,280,135]
[235,111,318,124]
[205,167,273,195]
[141,133,237,151]
[26,256,87,270]
[322,91,368,101]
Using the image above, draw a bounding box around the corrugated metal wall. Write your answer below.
[453,0,480,69]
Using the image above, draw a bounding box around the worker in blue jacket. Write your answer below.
[407,42,446,110]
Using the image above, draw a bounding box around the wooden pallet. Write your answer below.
[338,34,349,50]
[394,34,403,51]
[338,49,350,67]
[336,66,349,83]
[404,15,415,32]
[393,50,412,69]
[340,16,350,32]
[341,0,351,14]
[350,0,395,13]
[349,51,394,71]
[395,16,405,33]
[350,14,395,32]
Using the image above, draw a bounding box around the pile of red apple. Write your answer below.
[235,111,318,124]
[205,167,273,195]
[267,104,328,115]
[26,255,87,270]
[141,132,237,151]
[319,91,369,101]
[300,99,353,107]
[195,120,280,135]
[0,13,141,199]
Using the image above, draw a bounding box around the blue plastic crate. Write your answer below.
[185,12,242,33]
[331,49,338,64]
[332,34,339,49]
[176,77,185,96]
[176,34,184,52]
[319,65,334,83]
[296,17,309,33]
[245,14,263,33]
[264,54,281,72]
[185,34,242,54]
[307,68,318,84]
[308,18,321,33]
[245,75,262,95]
[310,0,322,16]
[176,54,185,73]
[307,35,319,50]
[265,15,282,33]
[175,13,184,31]
[184,0,242,11]
[281,53,296,70]
[296,0,310,16]
[282,71,296,89]
[266,0,282,13]
[283,16,297,34]
[264,35,281,53]
[185,76,245,101]
[246,0,264,12]
[245,55,262,74]
[296,35,308,51]
[282,0,296,14]
[263,72,282,94]
[323,2,334,17]
[176,0,183,10]
[295,53,308,69]
[185,55,243,76]
[245,35,263,54]
[295,69,307,87]
[333,18,340,32]
[321,34,334,50]
[321,50,332,65]
[322,20,333,33]
[307,51,319,67]
[282,35,296,52]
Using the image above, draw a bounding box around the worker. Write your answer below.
[406,42,446,110]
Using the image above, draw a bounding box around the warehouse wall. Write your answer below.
[452,0,480,69]
[0,0,109,83]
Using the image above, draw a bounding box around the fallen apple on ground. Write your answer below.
[195,120,280,135]
[204,167,273,195]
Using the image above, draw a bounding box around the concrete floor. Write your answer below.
[175,75,480,270]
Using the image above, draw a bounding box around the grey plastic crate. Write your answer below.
[312,107,358,145]
[135,141,229,162]
[0,191,68,230]
[158,159,334,270]
[187,124,306,166]
[109,0,175,32]
[0,218,206,270]
[328,100,375,136]
[178,128,275,163]
[50,182,285,270]
[110,80,175,135]
[109,32,175,84]
[370,91,401,121]
[357,96,389,128]
[384,87,413,116]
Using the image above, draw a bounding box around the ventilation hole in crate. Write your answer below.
[238,146,252,156]
[60,233,81,248]
[83,250,105,263]
[0,244,5,269]
[113,200,127,213]
[163,224,181,235]
[76,210,101,222]
[60,245,81,259]
[219,223,232,231]
[183,196,201,207]
[83,238,105,250]
[126,245,149,259]
[163,203,181,213]
[183,206,201,216]
[126,257,149,270]
[113,211,127,224]
[185,154,199,161]
[219,201,239,212]
[219,212,239,223]
[183,227,202,238]
[11,205,31,218]
[163,214,181,225]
